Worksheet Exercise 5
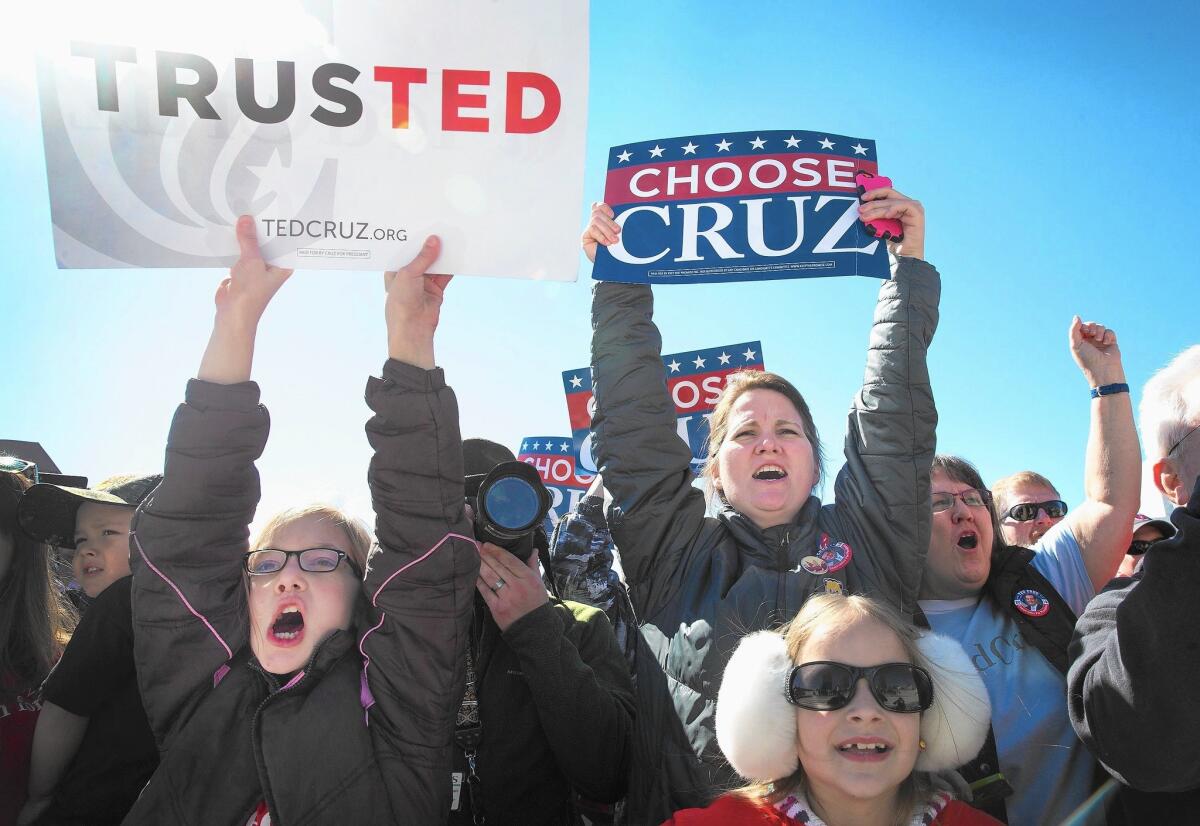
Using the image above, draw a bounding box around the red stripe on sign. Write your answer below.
[565,390,595,431]
[667,366,764,413]
[605,155,877,205]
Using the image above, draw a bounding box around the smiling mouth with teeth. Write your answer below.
[838,742,891,753]
[270,606,305,642]
[752,465,788,481]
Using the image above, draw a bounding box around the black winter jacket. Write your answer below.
[450,596,634,825]
[589,258,940,822]
[126,363,477,825]
[1068,478,1200,823]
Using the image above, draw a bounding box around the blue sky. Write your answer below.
[2,0,1196,527]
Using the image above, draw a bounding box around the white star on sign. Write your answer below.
[560,442,571,452]
[742,348,757,361]
[693,356,707,368]
[718,352,732,365]
[819,138,835,150]
[649,145,665,158]
[617,150,632,163]
[667,359,682,373]
[715,139,732,152]
[569,375,583,388]
[749,136,766,150]
[522,441,529,451]
[533,442,541,450]
[784,135,801,148]
[851,143,868,156]
[681,141,698,155]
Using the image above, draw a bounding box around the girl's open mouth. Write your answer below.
[269,605,305,646]
[956,531,979,550]
[752,465,788,481]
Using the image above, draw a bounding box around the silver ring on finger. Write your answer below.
[494,578,506,591]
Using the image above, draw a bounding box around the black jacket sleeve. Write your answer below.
[130,379,265,751]
[502,600,635,803]
[833,257,940,617]
[362,359,478,821]
[590,281,708,619]
[1067,478,1200,793]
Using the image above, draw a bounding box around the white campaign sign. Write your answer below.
[35,0,589,278]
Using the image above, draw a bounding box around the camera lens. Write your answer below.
[483,476,542,531]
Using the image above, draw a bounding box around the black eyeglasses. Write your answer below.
[784,661,934,713]
[1127,540,1154,556]
[1167,423,1200,458]
[1002,500,1068,523]
[931,489,992,514]
[243,548,361,577]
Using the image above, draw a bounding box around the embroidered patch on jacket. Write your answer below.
[1014,589,1050,617]
[816,533,853,573]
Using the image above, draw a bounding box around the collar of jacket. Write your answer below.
[247,627,356,693]
[718,496,823,569]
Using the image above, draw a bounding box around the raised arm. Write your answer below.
[1061,319,1140,591]
[834,189,939,618]
[130,216,291,748]
[360,237,478,821]
[1068,479,1200,791]
[585,203,707,616]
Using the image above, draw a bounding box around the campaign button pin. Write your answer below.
[823,578,844,595]
[800,556,828,575]
[817,533,853,573]
[1014,589,1050,617]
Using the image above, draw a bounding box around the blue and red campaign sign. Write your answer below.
[591,129,890,284]
[517,437,595,529]
[563,341,766,474]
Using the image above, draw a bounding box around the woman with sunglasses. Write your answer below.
[122,219,477,825]
[0,460,77,826]
[581,186,938,820]
[664,594,997,826]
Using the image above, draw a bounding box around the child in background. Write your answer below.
[0,458,76,826]
[15,474,160,826]
[665,594,999,826]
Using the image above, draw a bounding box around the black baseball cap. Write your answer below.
[18,474,161,548]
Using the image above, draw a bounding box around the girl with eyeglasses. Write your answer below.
[663,595,998,826]
[122,219,478,825]
[581,186,940,820]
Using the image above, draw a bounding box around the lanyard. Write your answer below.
[454,640,486,824]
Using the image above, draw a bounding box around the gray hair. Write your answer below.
[1139,345,1200,461]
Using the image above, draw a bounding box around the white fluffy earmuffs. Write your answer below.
[715,629,991,783]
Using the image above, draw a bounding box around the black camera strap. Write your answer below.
[454,622,486,824]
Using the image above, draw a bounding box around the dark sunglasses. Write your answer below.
[1127,540,1154,556]
[784,661,934,713]
[930,488,992,514]
[244,548,361,577]
[1002,500,1068,522]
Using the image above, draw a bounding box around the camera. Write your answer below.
[465,461,552,562]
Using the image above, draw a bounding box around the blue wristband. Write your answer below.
[1090,383,1129,399]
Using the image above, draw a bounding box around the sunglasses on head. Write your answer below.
[0,456,38,484]
[784,661,934,713]
[244,548,361,577]
[930,488,991,514]
[1002,500,1068,522]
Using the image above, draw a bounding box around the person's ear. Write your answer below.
[1153,457,1182,506]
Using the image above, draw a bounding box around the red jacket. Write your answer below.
[662,792,1003,826]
